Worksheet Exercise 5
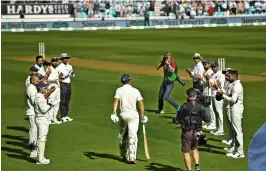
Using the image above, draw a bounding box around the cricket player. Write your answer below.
[57,53,74,123]
[46,57,61,124]
[217,69,245,158]
[25,65,39,88]
[221,68,235,146]
[201,60,216,130]
[34,55,46,77]
[34,82,55,164]
[26,75,39,158]
[209,61,225,136]
[111,74,148,164]
[186,53,205,93]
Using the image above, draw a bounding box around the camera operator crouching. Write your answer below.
[174,88,211,171]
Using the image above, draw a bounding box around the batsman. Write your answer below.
[111,74,148,164]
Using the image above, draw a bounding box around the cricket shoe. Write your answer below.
[153,110,164,114]
[222,139,232,145]
[36,158,50,165]
[61,117,68,123]
[128,160,137,164]
[224,147,235,153]
[226,152,235,157]
[232,152,245,159]
[211,130,225,136]
[195,165,201,171]
[30,150,38,158]
[203,125,216,130]
[65,116,73,121]
[53,119,62,124]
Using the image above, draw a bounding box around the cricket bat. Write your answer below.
[142,124,150,160]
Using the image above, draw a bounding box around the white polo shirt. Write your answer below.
[114,84,143,113]
[191,61,205,82]
[57,63,74,84]
[26,84,37,116]
[34,64,46,77]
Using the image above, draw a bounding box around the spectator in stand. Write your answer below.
[229,1,237,15]
[190,1,197,19]
[94,0,100,17]
[221,0,228,12]
[237,0,245,14]
[254,0,262,14]
[197,2,204,16]
[115,2,121,17]
[177,3,185,19]
[263,0,266,13]
[244,0,250,14]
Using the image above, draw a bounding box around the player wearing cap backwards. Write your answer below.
[34,82,55,164]
[209,61,226,136]
[57,53,75,123]
[217,69,245,158]
[45,57,61,124]
[111,74,148,164]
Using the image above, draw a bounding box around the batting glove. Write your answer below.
[141,116,148,123]
[111,112,119,124]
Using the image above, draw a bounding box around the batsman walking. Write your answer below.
[111,74,148,164]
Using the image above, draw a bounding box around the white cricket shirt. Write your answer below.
[34,93,51,119]
[202,68,214,96]
[209,70,225,97]
[46,66,60,88]
[25,76,30,88]
[34,64,46,77]
[26,84,37,116]
[57,63,74,84]
[114,84,143,113]
[223,80,244,114]
[191,61,205,82]
[223,81,233,109]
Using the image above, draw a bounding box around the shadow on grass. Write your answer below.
[199,146,227,156]
[1,147,35,163]
[145,109,176,114]
[2,134,28,144]
[84,151,146,164]
[145,162,186,171]
[207,137,222,142]
[6,126,29,133]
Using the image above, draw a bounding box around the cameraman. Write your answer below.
[154,52,180,114]
[175,88,211,171]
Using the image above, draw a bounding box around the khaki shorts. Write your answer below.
[181,130,198,152]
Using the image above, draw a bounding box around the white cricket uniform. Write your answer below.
[202,68,214,96]
[209,70,225,132]
[223,81,234,141]
[25,76,31,88]
[46,66,61,121]
[26,84,38,145]
[34,64,46,77]
[191,61,205,83]
[114,84,143,161]
[223,80,244,154]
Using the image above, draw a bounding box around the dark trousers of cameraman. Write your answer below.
[193,81,203,93]
[158,82,179,111]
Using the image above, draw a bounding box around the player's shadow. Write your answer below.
[144,109,175,114]
[1,134,34,163]
[207,137,223,142]
[145,162,186,171]
[199,145,226,156]
[6,126,29,133]
[84,151,145,164]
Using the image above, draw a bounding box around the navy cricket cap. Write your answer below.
[29,65,39,72]
[36,82,47,89]
[211,61,219,68]
[121,74,132,84]
[51,57,59,62]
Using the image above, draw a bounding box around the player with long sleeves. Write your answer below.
[34,82,55,164]
[111,74,148,164]
[218,69,245,158]
[46,57,61,124]
[209,61,225,136]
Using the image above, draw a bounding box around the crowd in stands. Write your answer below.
[2,0,266,19]
[162,0,266,19]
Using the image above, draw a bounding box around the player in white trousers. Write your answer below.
[201,60,216,130]
[34,82,55,164]
[221,68,234,146]
[209,61,225,136]
[218,69,245,158]
[26,74,39,158]
[111,74,148,164]
[46,57,61,124]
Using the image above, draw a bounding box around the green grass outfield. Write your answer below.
[2,26,266,171]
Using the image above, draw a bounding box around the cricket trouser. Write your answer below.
[47,103,60,121]
[225,107,233,141]
[60,82,71,118]
[208,99,216,127]
[212,97,224,132]
[28,115,38,146]
[119,111,139,161]
[35,117,50,162]
[48,85,60,121]
[231,112,244,154]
